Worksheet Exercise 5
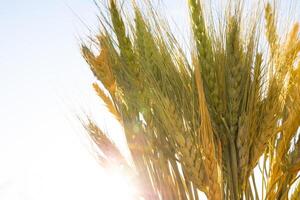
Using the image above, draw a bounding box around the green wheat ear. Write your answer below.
[81,0,300,199]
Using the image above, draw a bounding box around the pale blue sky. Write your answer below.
[0,0,299,200]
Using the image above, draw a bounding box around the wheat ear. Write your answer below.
[265,2,279,59]
[195,64,222,200]
[92,83,121,123]
[81,44,116,94]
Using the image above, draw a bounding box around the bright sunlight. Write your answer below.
[1,0,300,199]
[98,169,137,200]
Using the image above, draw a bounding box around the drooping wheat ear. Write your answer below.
[83,119,127,167]
[86,118,161,199]
[81,44,116,94]
[195,64,222,200]
[92,83,121,123]
[265,2,279,60]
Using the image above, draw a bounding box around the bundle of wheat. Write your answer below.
[80,0,300,199]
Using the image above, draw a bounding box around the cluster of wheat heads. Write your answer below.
[80,0,300,199]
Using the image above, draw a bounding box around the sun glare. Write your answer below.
[100,168,137,200]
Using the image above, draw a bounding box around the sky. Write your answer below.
[0,0,299,200]
[0,0,188,200]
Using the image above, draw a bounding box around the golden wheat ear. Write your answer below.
[265,2,279,59]
[195,61,222,200]
[92,83,121,122]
